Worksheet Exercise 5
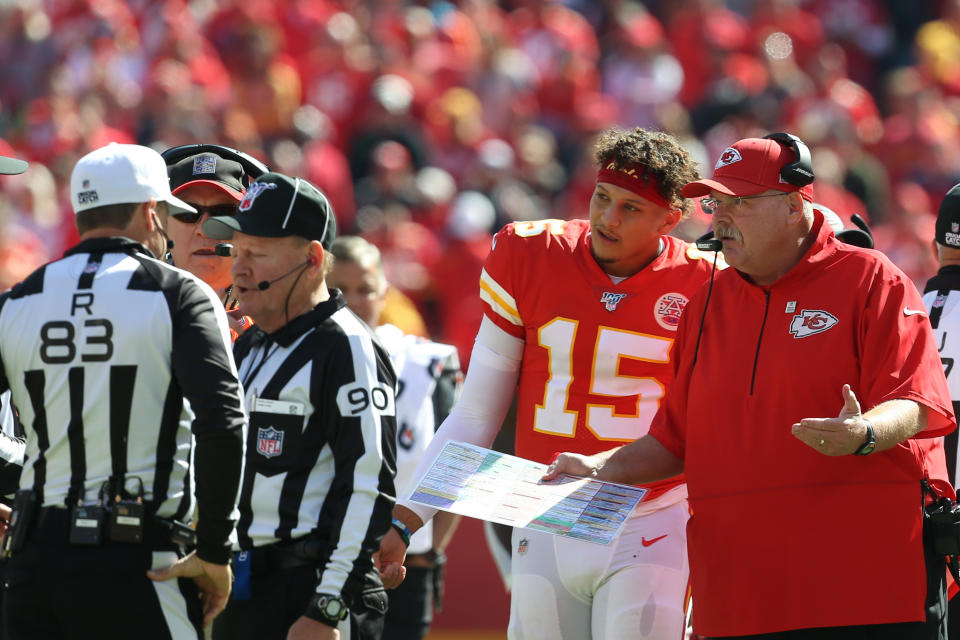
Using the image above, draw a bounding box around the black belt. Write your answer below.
[243,537,325,573]
[31,506,182,551]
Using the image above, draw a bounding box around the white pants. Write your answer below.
[507,491,690,640]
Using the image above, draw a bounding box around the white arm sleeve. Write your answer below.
[398,316,524,524]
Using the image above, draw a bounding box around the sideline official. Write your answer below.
[0,153,28,490]
[162,144,269,340]
[0,143,246,639]
[203,173,398,640]
[923,182,960,639]
[329,236,462,640]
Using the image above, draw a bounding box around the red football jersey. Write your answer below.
[480,218,722,497]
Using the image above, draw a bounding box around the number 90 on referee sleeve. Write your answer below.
[336,382,396,417]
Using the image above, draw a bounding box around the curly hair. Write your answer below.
[593,127,701,219]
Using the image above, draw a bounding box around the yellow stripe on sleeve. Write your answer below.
[479,269,522,326]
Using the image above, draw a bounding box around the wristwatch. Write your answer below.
[853,419,876,456]
[315,594,349,624]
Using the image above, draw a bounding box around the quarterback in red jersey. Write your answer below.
[380,128,723,639]
[481,218,716,503]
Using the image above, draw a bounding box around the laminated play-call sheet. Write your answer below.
[407,441,646,545]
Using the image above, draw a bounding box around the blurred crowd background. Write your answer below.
[1,0,959,367]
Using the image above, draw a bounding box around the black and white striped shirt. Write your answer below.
[0,237,246,563]
[924,264,960,486]
[233,290,397,601]
[0,390,25,495]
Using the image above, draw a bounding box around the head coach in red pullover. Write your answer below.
[546,133,956,639]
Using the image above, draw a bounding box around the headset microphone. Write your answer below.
[214,243,233,257]
[695,231,723,252]
[257,258,312,291]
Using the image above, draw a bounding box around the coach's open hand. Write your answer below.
[147,551,232,626]
[541,452,602,482]
[792,384,869,456]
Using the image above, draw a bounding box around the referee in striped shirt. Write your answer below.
[202,172,398,640]
[0,152,29,497]
[0,143,247,639]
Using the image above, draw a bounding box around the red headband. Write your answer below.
[596,162,673,210]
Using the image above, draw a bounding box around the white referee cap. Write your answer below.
[70,143,196,216]
[0,155,27,175]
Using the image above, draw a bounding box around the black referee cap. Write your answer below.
[167,152,247,201]
[202,172,336,249]
[936,183,960,248]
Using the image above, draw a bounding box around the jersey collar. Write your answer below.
[267,288,347,347]
[924,264,960,294]
[727,210,838,292]
[64,237,153,258]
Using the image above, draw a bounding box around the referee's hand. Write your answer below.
[0,503,10,545]
[376,529,407,589]
[147,551,233,626]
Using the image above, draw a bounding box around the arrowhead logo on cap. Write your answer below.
[239,182,278,212]
[715,148,742,169]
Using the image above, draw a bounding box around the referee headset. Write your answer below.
[691,133,815,370]
[161,144,270,307]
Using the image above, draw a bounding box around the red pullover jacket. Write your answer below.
[651,212,955,635]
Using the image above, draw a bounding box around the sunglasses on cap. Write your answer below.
[171,203,238,224]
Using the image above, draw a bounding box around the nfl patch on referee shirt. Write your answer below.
[257,427,284,458]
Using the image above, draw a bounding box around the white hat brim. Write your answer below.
[164,192,197,215]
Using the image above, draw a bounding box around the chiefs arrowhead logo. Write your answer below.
[715,147,742,169]
[654,292,689,331]
[789,309,838,338]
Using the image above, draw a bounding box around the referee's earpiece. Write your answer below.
[149,206,175,251]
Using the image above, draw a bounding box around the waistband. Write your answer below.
[31,506,183,552]
[241,536,325,573]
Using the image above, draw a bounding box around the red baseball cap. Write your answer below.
[682,137,814,201]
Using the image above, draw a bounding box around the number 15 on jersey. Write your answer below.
[533,318,672,442]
